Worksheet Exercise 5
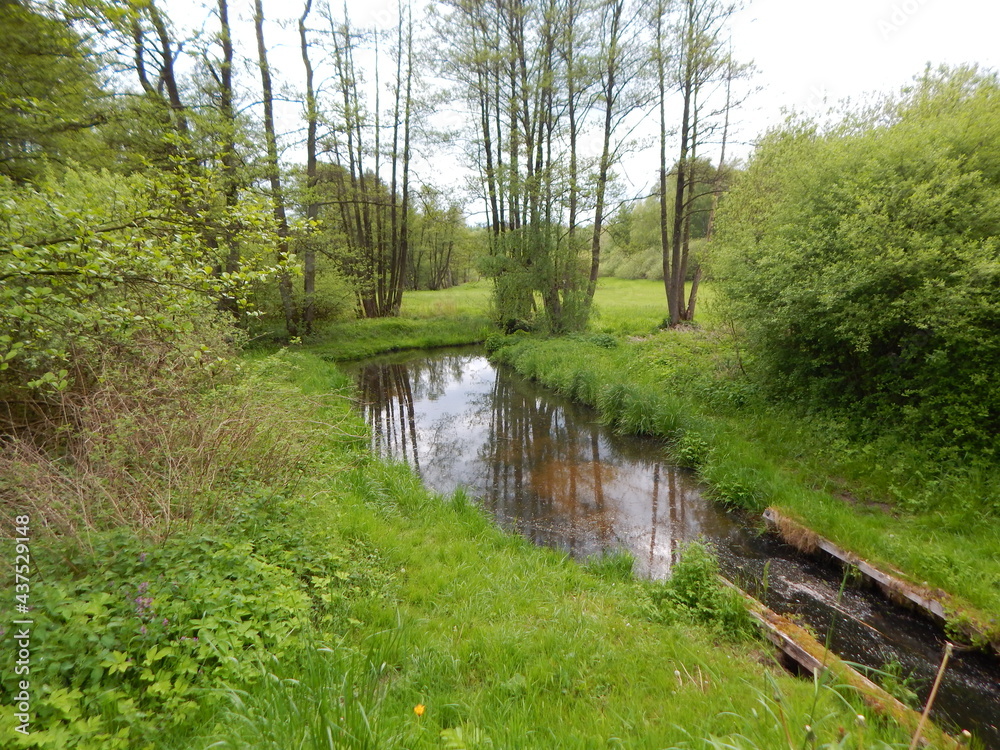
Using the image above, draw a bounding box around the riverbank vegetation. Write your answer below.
[2,349,927,749]
[2,0,995,744]
[488,327,1000,635]
[485,67,1000,640]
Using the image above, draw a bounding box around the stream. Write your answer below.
[345,347,1000,747]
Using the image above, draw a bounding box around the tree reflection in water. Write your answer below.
[350,350,739,579]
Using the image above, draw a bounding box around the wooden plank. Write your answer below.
[722,576,959,749]
[762,508,985,643]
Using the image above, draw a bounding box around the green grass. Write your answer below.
[308,315,489,361]
[298,280,493,361]
[590,278,719,334]
[400,279,492,318]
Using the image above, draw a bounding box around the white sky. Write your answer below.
[725,0,1000,155]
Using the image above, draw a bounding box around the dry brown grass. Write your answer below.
[0,340,315,544]
[774,514,821,555]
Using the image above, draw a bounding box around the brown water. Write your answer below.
[347,348,1000,747]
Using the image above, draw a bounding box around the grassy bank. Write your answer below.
[177,352,931,748]
[485,293,1000,640]
[3,344,931,749]
[302,277,998,635]
[303,281,492,361]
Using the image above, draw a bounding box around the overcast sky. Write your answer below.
[726,0,1000,154]
[200,0,1000,204]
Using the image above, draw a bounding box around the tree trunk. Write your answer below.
[587,0,624,308]
[254,0,297,336]
[300,0,319,333]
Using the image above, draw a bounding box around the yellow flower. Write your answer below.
[414,704,426,717]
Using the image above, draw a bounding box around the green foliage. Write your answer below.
[643,542,757,641]
[1,349,315,539]
[870,660,922,709]
[0,531,315,749]
[602,171,716,282]
[407,188,484,291]
[567,331,619,349]
[482,332,510,354]
[481,226,590,334]
[674,431,712,468]
[0,1,107,182]
[716,66,1000,456]
[248,254,355,337]
[0,167,283,395]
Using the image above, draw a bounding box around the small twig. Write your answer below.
[908,642,953,750]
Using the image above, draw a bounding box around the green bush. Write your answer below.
[643,541,756,641]
[716,66,1000,456]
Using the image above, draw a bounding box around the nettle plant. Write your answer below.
[0,531,321,749]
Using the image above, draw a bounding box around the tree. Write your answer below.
[299,0,320,332]
[435,0,647,332]
[0,168,280,399]
[254,0,298,334]
[0,0,107,181]
[408,186,478,290]
[655,0,743,325]
[320,1,415,318]
[715,66,1000,453]
[586,0,647,308]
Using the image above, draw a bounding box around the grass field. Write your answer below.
[589,278,719,334]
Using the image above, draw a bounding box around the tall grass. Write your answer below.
[0,345,312,543]
[199,631,405,750]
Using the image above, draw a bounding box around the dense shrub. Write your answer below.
[643,541,756,641]
[716,66,1000,455]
